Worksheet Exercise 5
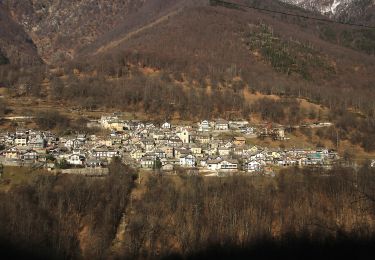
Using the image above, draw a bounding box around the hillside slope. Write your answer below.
[2,0,148,63]
[0,4,41,65]
[2,0,373,64]
[2,0,207,64]
[80,2,375,98]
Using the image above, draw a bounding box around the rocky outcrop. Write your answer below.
[280,0,375,23]
[2,0,148,63]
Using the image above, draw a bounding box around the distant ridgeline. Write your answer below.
[0,50,9,65]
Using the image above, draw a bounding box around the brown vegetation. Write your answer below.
[0,160,135,259]
[1,163,375,258]
[0,3,41,65]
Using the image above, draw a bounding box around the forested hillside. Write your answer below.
[1,161,375,259]
[0,3,41,65]
[1,0,205,63]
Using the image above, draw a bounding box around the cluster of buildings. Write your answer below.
[0,115,342,175]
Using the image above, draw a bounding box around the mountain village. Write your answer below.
[0,114,352,176]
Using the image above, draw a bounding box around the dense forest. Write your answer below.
[0,160,136,259]
[0,51,9,66]
[1,161,375,259]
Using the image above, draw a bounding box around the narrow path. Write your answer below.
[95,9,181,54]
[110,212,129,253]
[109,173,149,258]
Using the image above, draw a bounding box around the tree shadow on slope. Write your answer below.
[165,234,375,260]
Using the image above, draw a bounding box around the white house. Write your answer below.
[130,149,145,160]
[218,147,231,156]
[190,144,202,156]
[100,115,122,129]
[168,136,183,147]
[65,139,82,149]
[250,152,266,161]
[195,133,210,144]
[247,160,265,172]
[229,120,249,128]
[77,134,87,143]
[140,156,155,168]
[179,154,196,168]
[204,147,217,156]
[219,160,238,170]
[177,129,190,144]
[67,154,85,166]
[15,128,28,136]
[207,159,222,171]
[22,150,38,161]
[207,159,238,171]
[198,120,211,131]
[155,150,166,159]
[92,146,119,160]
[15,135,28,146]
[318,122,333,127]
[28,135,46,149]
[161,122,171,129]
[215,119,229,131]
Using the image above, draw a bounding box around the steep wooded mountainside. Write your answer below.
[0,0,374,119]
[0,3,41,65]
[2,0,148,63]
[1,0,374,108]
[1,0,374,64]
[2,0,206,63]
[78,0,375,100]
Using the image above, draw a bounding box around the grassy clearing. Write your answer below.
[0,166,48,191]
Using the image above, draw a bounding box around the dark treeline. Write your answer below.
[0,50,9,65]
[0,99,7,116]
[34,110,99,134]
[119,165,375,258]
[0,64,45,97]
[48,69,316,126]
[327,109,375,152]
[50,71,249,121]
[63,46,375,121]
[35,110,71,130]
[0,160,135,259]
[1,164,375,259]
